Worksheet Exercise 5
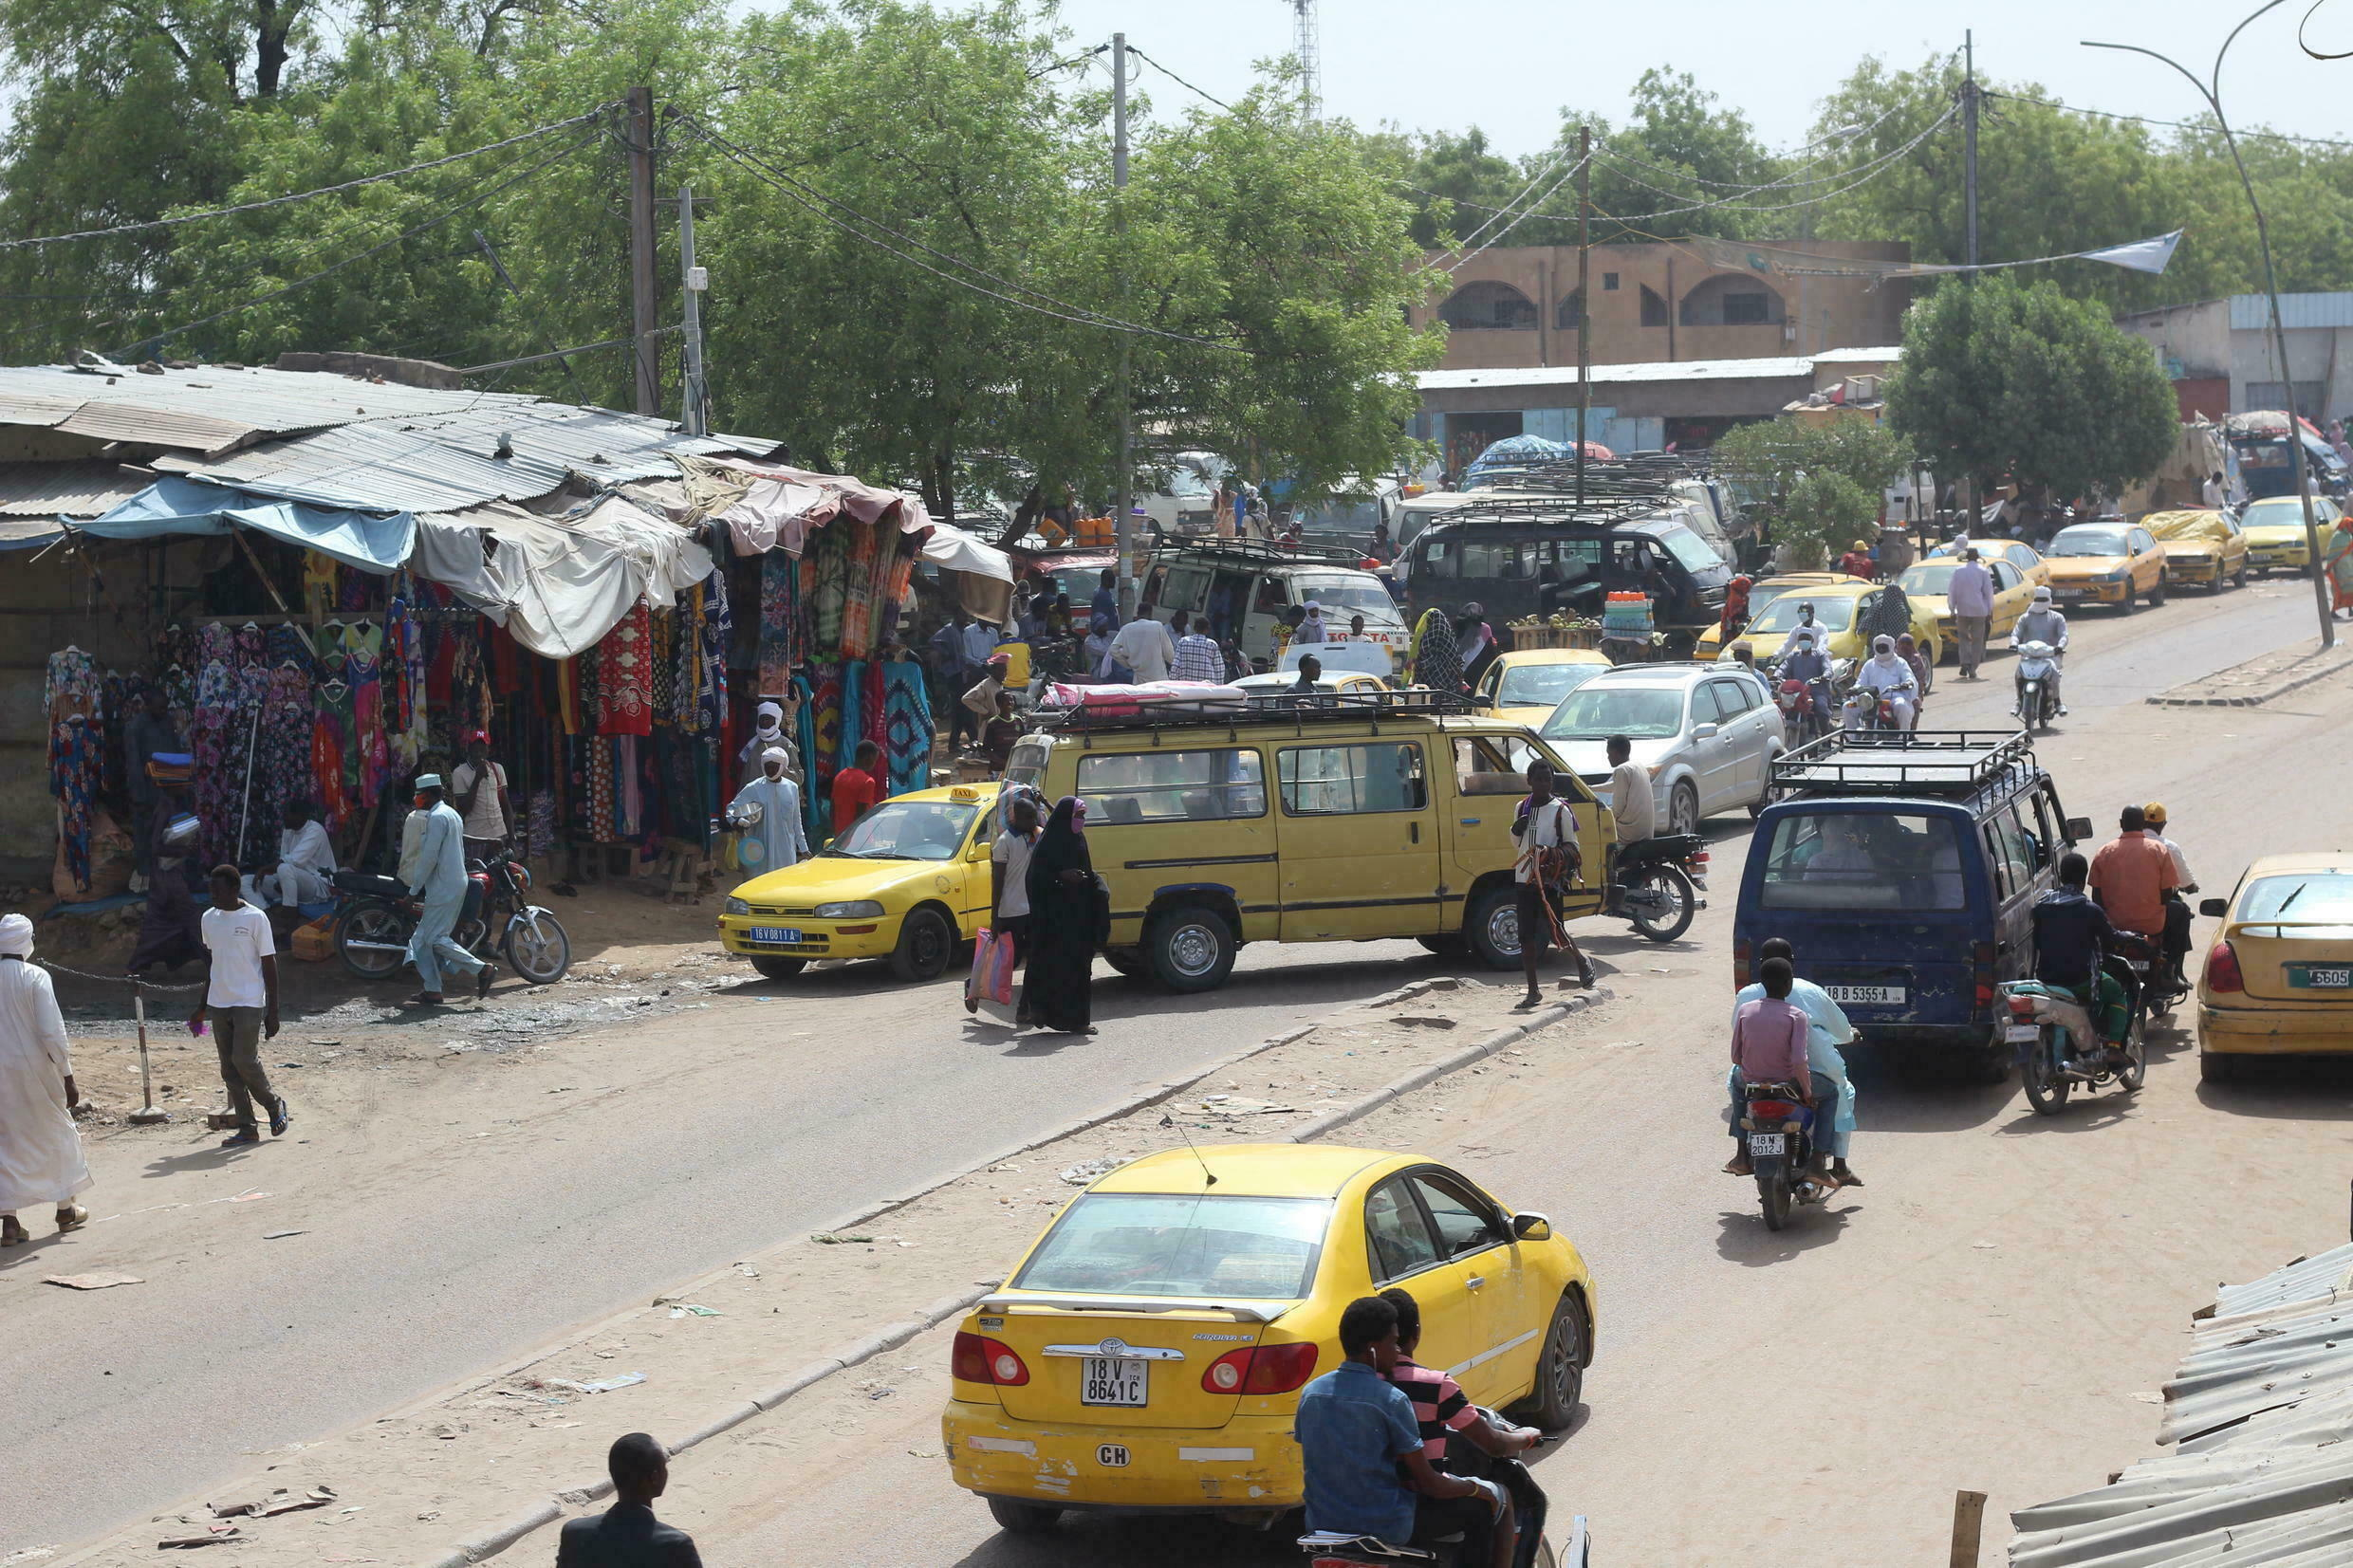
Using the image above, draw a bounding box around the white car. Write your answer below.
[1538,662,1788,834]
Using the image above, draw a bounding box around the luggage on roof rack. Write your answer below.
[1148,537,1366,568]
[1030,687,1476,733]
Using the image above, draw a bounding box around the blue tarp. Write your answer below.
[27,476,417,573]
[1464,434,1569,481]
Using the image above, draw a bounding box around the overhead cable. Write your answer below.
[1995,90,2353,151]
[1127,47,1234,111]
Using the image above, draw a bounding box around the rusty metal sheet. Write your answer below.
[0,461,152,517]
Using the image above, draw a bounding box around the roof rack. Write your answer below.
[1769,729,2037,798]
[1031,688,1477,734]
[1148,538,1366,569]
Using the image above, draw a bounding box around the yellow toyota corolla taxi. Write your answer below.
[1470,647,1613,728]
[2197,855,2353,1082]
[1728,579,1942,668]
[1899,555,2037,654]
[2240,495,2343,574]
[943,1144,1596,1534]
[718,784,998,983]
[2144,508,2250,593]
[2041,520,2168,611]
[1693,571,1850,658]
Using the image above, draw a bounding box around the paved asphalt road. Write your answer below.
[6,572,2333,1555]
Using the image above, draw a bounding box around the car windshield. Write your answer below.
[1759,811,1968,911]
[2238,874,2353,933]
[1306,494,1385,531]
[1498,661,1605,708]
[823,801,977,861]
[2048,526,2130,557]
[1648,524,1722,575]
[1542,685,1685,740]
[1011,1193,1332,1299]
[1748,596,1853,633]
[1291,573,1398,618]
[1899,563,1960,595]
[2244,499,2316,529]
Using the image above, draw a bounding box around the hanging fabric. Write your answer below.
[595,604,654,737]
[882,659,933,796]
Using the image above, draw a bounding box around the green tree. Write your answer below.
[1885,275,2177,507]
[1712,415,1911,569]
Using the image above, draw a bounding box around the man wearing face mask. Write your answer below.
[737,698,801,788]
[398,774,490,1006]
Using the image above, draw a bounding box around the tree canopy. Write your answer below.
[1712,415,1912,569]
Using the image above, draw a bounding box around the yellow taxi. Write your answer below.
[1470,647,1613,727]
[2196,855,2353,1082]
[1899,554,2038,655]
[943,1143,1596,1533]
[2041,520,2168,612]
[2240,494,2343,574]
[718,784,999,983]
[1693,571,1849,657]
[1927,536,2051,589]
[1724,578,1942,668]
[2144,508,2250,594]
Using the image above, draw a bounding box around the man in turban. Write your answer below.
[0,913,91,1244]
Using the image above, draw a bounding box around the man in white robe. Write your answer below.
[0,913,91,1244]
[728,747,811,876]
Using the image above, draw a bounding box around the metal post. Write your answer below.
[1575,122,1592,508]
[626,87,660,417]
[678,183,708,436]
[1112,33,1135,615]
[128,978,166,1124]
[1962,33,1981,530]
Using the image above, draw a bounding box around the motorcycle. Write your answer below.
[333,839,572,986]
[1300,1444,1584,1568]
[2004,932,2164,1115]
[1603,833,1707,943]
[1770,677,1830,746]
[1839,676,1916,734]
[1736,1078,1836,1231]
[2013,639,2061,730]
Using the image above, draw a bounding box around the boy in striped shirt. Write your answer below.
[1379,1287,1546,1467]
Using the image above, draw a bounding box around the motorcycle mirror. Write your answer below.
[1510,1211,1552,1242]
[2064,817,2093,841]
[2199,897,2227,918]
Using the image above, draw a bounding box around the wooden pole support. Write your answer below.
[1949,1489,1988,1568]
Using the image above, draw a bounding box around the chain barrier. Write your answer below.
[38,959,206,994]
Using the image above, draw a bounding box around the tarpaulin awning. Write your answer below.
[76,475,415,573]
[412,494,713,658]
[705,455,1012,582]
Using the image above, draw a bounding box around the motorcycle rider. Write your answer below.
[1378,1287,1545,1469]
[2010,586,2070,716]
[1775,627,1832,738]
[1846,636,1918,731]
[2142,802,2199,988]
[2030,852,2131,1066]
[2089,804,2180,990]
[1294,1295,1514,1567]
[1731,937,1862,1188]
[1603,735,1655,845]
[1723,958,1814,1176]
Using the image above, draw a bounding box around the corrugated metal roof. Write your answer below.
[1417,347,1902,394]
[0,363,535,443]
[2216,1245,2353,1319]
[2228,293,2353,332]
[0,461,154,517]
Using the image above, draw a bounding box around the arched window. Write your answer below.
[1438,281,1538,331]
[1555,288,1584,333]
[1679,274,1787,327]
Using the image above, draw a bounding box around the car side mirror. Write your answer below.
[1511,1211,1551,1242]
[2065,817,2093,841]
[1691,722,1720,740]
[2199,897,2227,918]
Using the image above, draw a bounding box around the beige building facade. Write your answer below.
[1417,240,1913,373]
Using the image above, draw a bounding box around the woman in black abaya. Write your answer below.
[1023,796,1106,1035]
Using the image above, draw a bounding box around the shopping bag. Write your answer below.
[968,926,1016,1007]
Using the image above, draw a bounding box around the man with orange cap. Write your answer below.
[2143,802,2198,989]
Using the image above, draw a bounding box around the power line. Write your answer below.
[678,115,1252,354]
[1028,44,1109,81]
[1126,46,1232,111]
[107,126,603,359]
[1443,150,1592,271]
[1995,90,2353,151]
[0,108,615,251]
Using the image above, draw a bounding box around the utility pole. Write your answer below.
[1575,122,1592,508]
[1961,34,1982,530]
[625,86,660,417]
[677,183,708,436]
[1112,32,1136,617]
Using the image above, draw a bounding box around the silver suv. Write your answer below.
[1538,662,1788,834]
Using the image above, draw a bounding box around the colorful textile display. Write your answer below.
[46,651,103,889]
[809,668,844,784]
[881,659,933,796]
[837,520,883,661]
[837,661,866,778]
[791,673,821,841]
[758,551,802,696]
[595,605,654,737]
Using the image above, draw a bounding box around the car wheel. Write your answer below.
[2199,1050,2242,1085]
[1668,781,1700,837]
[2119,582,2137,614]
[750,955,806,982]
[1466,884,1522,971]
[889,907,954,983]
[2233,562,2249,588]
[1525,1292,1589,1430]
[2150,574,2167,607]
[985,1497,1063,1534]
[1147,904,1236,991]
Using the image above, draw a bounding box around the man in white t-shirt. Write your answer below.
[450,731,512,862]
[1107,614,1176,684]
[192,864,285,1148]
[979,792,1044,1024]
[1604,735,1656,844]
[1510,760,1595,1007]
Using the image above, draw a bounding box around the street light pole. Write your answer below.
[2085,1,2336,651]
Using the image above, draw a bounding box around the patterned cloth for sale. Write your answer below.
[596,605,654,737]
[881,659,933,796]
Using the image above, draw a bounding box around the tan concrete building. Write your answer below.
[1416,239,1913,373]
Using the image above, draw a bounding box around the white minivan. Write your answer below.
[1140,542,1411,672]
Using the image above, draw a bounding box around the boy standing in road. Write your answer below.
[1511,760,1595,1006]
[193,865,286,1149]
[449,730,511,864]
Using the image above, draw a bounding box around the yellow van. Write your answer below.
[1002,692,1614,989]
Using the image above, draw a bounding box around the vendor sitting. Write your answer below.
[247,800,336,911]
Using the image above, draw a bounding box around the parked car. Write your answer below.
[2239,494,2341,575]
[2145,508,2250,593]
[2196,855,2353,1082]
[1539,662,1788,835]
[1470,647,1613,728]
[2040,521,2168,611]
[942,1143,1596,1534]
[1926,536,2051,590]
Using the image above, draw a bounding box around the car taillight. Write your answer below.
[2206,941,2244,994]
[1733,937,1751,987]
[1202,1341,1319,1395]
[1973,940,1995,1011]
[952,1331,1028,1387]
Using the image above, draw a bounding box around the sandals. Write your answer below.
[1,1218,27,1246]
[400,993,446,1008]
[54,1204,88,1233]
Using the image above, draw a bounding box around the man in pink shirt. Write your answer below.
[1725,957,1812,1175]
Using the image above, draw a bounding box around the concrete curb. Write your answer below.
[411,982,1612,1566]
[2147,644,2353,707]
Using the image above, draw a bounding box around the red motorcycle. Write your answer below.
[1773,678,1829,745]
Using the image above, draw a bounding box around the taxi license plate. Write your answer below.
[1825,984,1905,1005]
[1749,1134,1787,1156]
[2053,588,2084,600]
[2006,1024,2044,1042]
[2288,965,2353,989]
[748,927,805,944]
[1083,1357,1148,1406]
